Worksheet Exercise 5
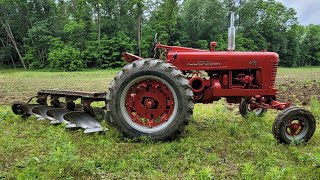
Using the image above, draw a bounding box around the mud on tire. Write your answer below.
[106,59,194,141]
[272,106,316,144]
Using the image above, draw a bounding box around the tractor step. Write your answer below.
[12,90,107,134]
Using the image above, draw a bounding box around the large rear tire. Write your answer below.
[106,59,194,141]
[272,106,316,144]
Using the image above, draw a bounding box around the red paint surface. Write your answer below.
[123,42,288,110]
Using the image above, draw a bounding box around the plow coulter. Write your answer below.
[12,12,317,144]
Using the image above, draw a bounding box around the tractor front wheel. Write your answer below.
[272,106,316,144]
[106,59,194,141]
[239,98,267,117]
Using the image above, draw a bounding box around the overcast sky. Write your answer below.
[276,0,320,25]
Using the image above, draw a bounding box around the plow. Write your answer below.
[12,90,106,133]
[12,13,316,144]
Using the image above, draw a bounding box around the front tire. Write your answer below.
[239,98,267,117]
[272,106,316,144]
[106,59,194,141]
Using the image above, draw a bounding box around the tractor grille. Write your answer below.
[270,62,278,87]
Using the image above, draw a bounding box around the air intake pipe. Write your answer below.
[228,12,236,51]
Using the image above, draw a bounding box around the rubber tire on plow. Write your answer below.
[239,98,267,117]
[272,106,316,144]
[12,101,31,118]
[106,59,194,141]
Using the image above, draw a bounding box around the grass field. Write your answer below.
[1,68,320,179]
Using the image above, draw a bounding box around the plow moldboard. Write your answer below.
[46,108,71,124]
[63,112,104,133]
[32,105,54,120]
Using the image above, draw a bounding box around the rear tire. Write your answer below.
[239,98,267,117]
[272,107,316,144]
[106,59,194,141]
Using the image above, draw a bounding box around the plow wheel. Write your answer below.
[272,107,316,144]
[107,59,194,141]
[12,101,31,118]
[239,98,267,117]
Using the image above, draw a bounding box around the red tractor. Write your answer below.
[12,13,316,144]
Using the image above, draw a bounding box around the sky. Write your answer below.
[276,0,320,25]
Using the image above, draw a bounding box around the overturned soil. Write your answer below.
[277,82,320,105]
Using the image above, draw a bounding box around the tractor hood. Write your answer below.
[167,51,279,71]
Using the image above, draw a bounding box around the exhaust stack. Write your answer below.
[228,12,236,51]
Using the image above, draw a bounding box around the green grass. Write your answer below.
[1,68,320,179]
[0,69,119,105]
[276,67,320,83]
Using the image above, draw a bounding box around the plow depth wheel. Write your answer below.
[12,101,31,118]
[272,107,316,144]
[107,59,194,141]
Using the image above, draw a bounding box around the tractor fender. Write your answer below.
[123,52,143,63]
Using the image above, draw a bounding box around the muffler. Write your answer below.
[228,12,236,51]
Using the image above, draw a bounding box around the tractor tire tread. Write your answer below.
[106,59,194,141]
[272,106,316,144]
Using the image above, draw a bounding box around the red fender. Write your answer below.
[123,52,143,63]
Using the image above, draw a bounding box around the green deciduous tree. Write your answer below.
[48,37,84,71]
[301,25,320,66]
[0,0,319,69]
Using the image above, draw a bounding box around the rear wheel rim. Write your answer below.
[284,117,309,141]
[120,75,178,133]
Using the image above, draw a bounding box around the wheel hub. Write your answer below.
[249,103,257,110]
[286,120,304,136]
[125,79,174,128]
[143,97,157,109]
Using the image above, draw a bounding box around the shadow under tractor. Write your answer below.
[12,13,316,144]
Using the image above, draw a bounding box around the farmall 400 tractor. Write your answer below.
[12,13,316,144]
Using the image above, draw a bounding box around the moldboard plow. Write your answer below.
[12,90,106,133]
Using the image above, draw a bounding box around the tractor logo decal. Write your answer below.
[187,61,221,66]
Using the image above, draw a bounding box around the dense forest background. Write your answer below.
[1,0,320,71]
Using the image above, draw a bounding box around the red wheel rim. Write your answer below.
[125,79,175,128]
[286,119,305,136]
[247,103,264,115]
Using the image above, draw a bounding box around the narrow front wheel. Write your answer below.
[239,98,267,117]
[272,107,316,144]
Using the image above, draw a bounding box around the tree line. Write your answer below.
[1,0,320,71]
